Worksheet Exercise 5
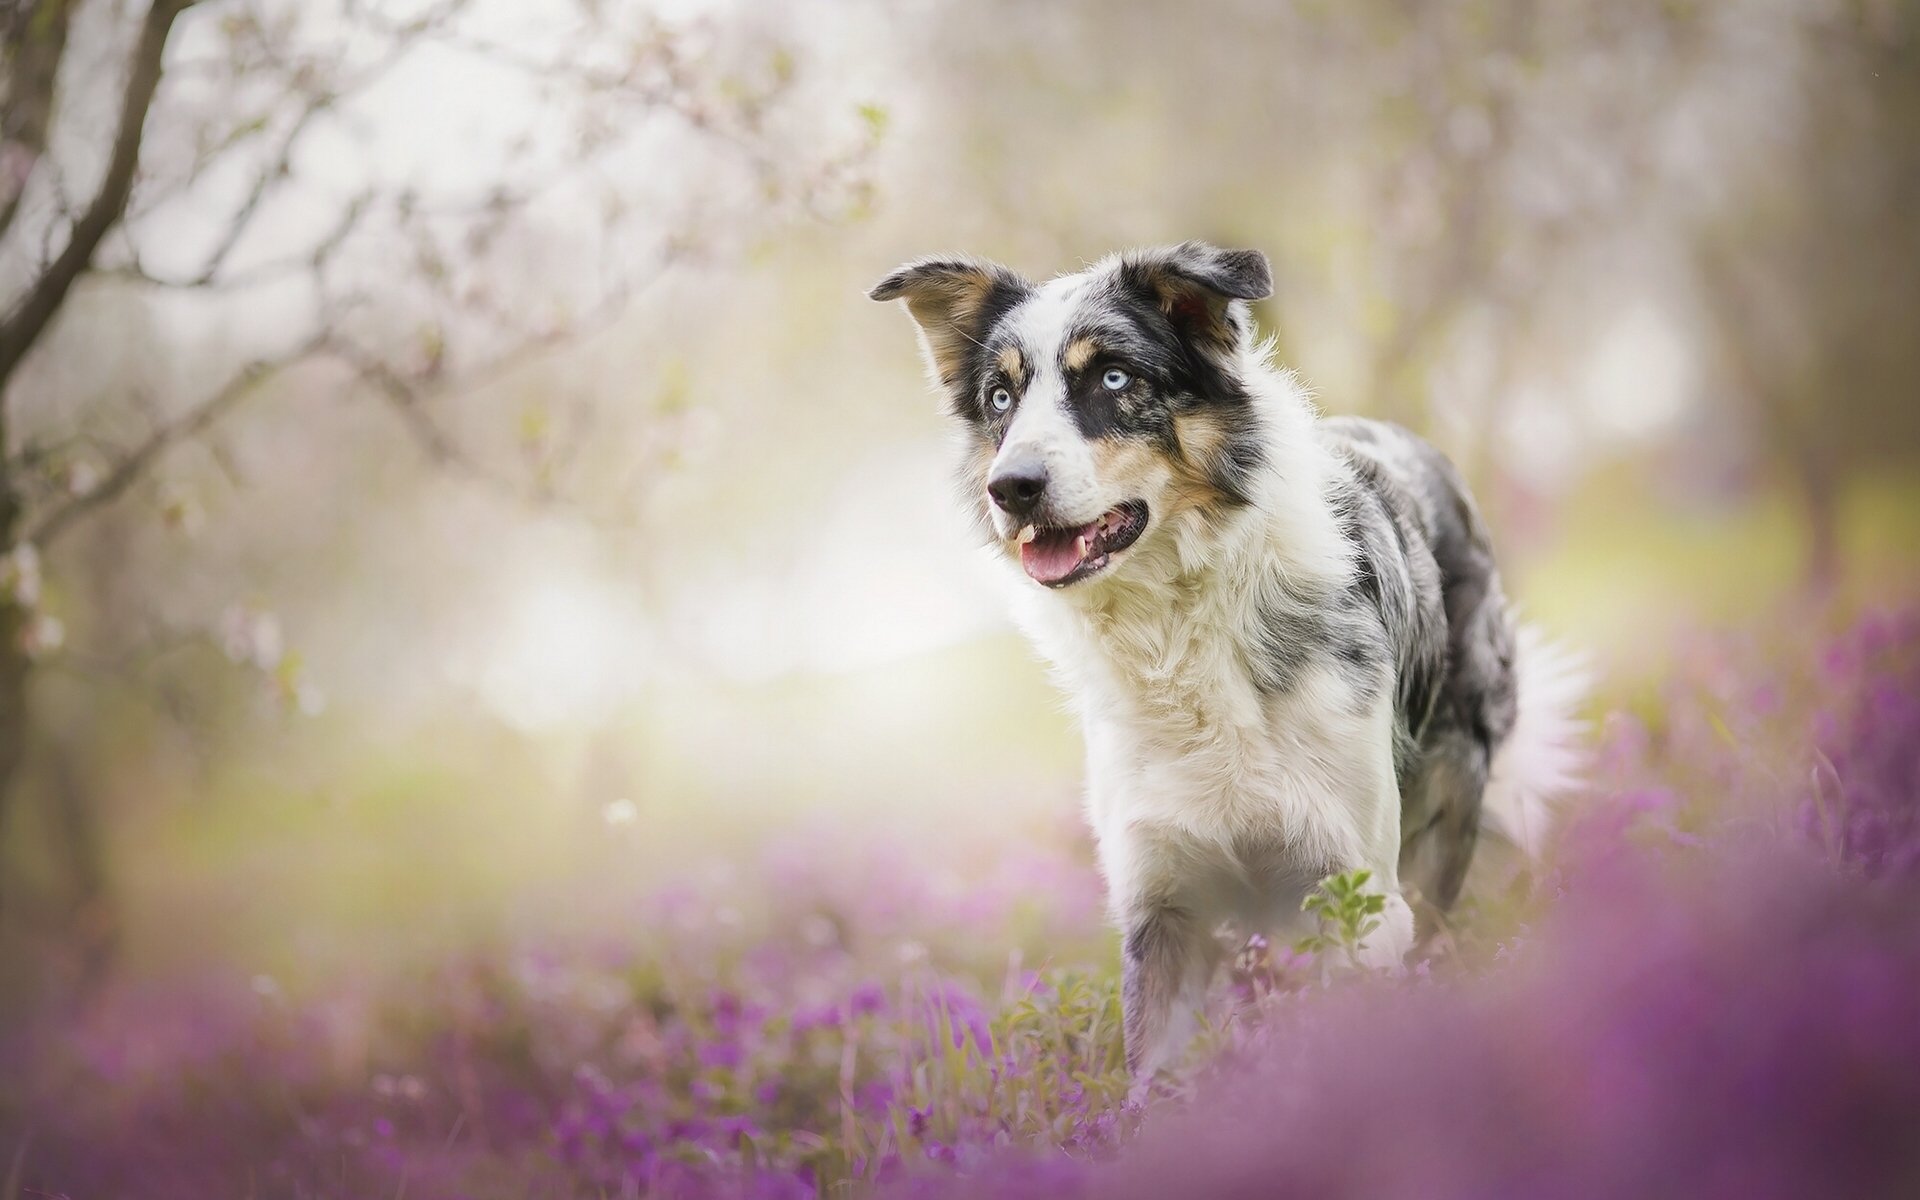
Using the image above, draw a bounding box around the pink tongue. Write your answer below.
[1020,529,1089,584]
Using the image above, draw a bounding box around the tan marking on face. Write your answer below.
[1167,411,1239,520]
[1064,337,1099,372]
[1089,438,1168,500]
[996,346,1026,385]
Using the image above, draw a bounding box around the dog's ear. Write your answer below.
[870,256,1030,388]
[1120,241,1272,353]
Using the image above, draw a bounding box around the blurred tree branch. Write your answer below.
[0,0,75,240]
[0,0,198,945]
[26,332,327,546]
[1689,2,1920,589]
[0,0,869,974]
[0,0,191,401]
[1361,0,1706,438]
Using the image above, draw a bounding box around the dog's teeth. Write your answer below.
[1073,535,1088,560]
[1017,525,1036,545]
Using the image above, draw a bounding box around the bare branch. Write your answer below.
[0,0,76,242]
[2,0,823,552]
[104,189,373,293]
[128,8,449,289]
[27,333,329,547]
[331,343,495,478]
[0,0,195,404]
[183,101,330,286]
[332,243,687,511]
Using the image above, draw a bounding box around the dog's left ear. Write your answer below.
[870,256,1031,389]
[1121,241,1272,352]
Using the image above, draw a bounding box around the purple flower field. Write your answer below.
[5,604,1920,1199]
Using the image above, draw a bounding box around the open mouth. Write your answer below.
[1014,501,1149,587]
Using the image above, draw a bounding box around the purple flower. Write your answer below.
[849,982,888,1018]
[17,605,1920,1200]
[853,1079,896,1114]
[697,1039,745,1070]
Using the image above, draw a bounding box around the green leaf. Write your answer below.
[856,102,890,141]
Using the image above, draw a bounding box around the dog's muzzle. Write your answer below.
[1011,501,1149,587]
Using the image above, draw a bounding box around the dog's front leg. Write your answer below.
[1120,901,1218,1079]
[1348,694,1418,969]
[1354,887,1415,968]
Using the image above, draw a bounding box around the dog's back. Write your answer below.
[1318,416,1520,911]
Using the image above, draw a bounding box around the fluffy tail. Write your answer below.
[1481,623,1591,857]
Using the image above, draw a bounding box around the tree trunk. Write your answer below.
[0,0,192,915]
[46,742,116,993]
[1794,447,1843,597]
[0,0,77,239]
[0,564,27,913]
[0,0,190,393]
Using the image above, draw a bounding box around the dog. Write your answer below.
[871,241,1585,1077]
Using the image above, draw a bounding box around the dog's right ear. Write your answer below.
[1119,241,1272,356]
[870,257,1030,388]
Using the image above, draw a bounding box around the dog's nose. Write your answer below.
[988,459,1049,518]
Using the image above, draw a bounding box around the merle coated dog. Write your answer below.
[872,242,1584,1076]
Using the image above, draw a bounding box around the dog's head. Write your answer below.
[871,241,1273,591]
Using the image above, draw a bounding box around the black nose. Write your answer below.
[988,460,1048,518]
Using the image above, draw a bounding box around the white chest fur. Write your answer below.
[1011,554,1404,929]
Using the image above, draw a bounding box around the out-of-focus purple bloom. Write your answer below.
[9,604,1919,1200]
[899,848,1920,1199]
[854,1078,896,1114]
[696,1039,745,1070]
[921,980,993,1053]
[791,1001,842,1035]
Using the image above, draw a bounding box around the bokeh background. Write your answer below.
[0,1,1917,1192]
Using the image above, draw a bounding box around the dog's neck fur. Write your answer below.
[1009,346,1356,726]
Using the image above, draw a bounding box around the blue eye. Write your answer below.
[1102,368,1130,391]
[989,387,1013,413]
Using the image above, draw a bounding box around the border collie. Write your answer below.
[871,242,1584,1077]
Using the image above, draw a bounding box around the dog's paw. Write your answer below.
[1356,891,1416,969]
